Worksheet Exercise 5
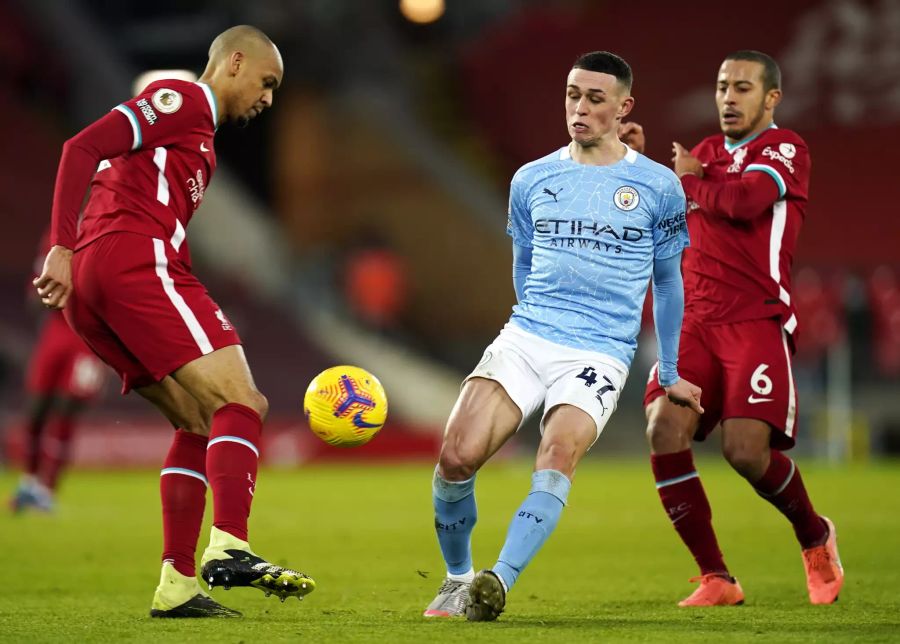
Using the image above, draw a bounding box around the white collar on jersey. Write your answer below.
[724,122,778,153]
[195,82,219,130]
[560,142,638,163]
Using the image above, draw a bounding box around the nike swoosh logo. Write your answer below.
[747,395,774,404]
[200,142,210,152]
[352,411,380,429]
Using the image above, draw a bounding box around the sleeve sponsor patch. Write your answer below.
[135,98,157,125]
[151,88,183,114]
[760,145,796,174]
[656,211,687,239]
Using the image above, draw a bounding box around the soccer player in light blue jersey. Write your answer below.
[422,51,703,622]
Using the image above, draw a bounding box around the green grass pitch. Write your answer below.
[1,458,898,642]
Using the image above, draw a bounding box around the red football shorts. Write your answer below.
[644,317,799,450]
[26,312,106,400]
[66,232,241,393]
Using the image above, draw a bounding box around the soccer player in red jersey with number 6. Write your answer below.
[642,50,844,606]
[34,25,315,617]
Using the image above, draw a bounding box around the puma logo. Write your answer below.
[595,375,617,414]
[543,187,563,202]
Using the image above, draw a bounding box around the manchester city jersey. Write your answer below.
[506,144,689,369]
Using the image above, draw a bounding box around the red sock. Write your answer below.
[24,414,46,477]
[206,403,261,542]
[753,450,826,549]
[161,430,208,577]
[38,414,76,491]
[652,450,728,575]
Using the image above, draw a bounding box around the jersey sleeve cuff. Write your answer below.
[657,370,679,387]
[745,164,786,198]
[112,105,142,151]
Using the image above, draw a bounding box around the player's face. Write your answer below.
[231,46,284,127]
[565,68,633,147]
[715,60,781,141]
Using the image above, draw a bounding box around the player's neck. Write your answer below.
[568,137,627,166]
[724,120,775,146]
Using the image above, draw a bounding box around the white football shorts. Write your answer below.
[464,323,628,444]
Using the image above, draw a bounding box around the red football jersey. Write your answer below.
[77,79,218,253]
[680,125,809,337]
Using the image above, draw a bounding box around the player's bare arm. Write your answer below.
[34,245,73,310]
[672,142,704,178]
[663,378,704,415]
[618,121,645,153]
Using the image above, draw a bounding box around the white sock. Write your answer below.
[447,568,475,583]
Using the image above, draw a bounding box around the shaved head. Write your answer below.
[208,25,276,63]
[199,25,283,127]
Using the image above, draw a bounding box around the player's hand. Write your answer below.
[619,122,645,153]
[663,378,704,415]
[672,142,704,178]
[33,245,73,310]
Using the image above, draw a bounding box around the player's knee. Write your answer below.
[437,417,494,480]
[245,390,269,421]
[722,443,767,480]
[535,439,579,477]
[438,442,483,481]
[174,403,211,436]
[181,415,211,437]
[208,389,268,422]
[646,404,693,454]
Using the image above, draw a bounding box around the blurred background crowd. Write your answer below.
[0,0,897,469]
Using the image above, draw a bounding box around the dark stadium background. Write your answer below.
[1,0,897,467]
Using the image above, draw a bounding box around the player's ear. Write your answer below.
[765,88,782,111]
[229,51,245,76]
[618,95,635,119]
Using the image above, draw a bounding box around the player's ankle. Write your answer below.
[207,525,251,552]
[802,517,829,549]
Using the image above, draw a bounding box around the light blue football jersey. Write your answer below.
[506,144,689,369]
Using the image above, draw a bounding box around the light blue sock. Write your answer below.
[492,469,571,592]
[432,468,477,575]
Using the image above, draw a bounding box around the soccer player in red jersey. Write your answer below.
[33,25,315,618]
[643,51,844,606]
[10,232,107,513]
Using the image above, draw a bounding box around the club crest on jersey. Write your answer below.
[728,146,748,173]
[614,186,640,211]
[215,309,233,331]
[152,88,183,114]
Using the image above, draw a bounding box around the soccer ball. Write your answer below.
[303,365,388,447]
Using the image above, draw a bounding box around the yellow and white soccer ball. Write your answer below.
[304,365,388,447]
